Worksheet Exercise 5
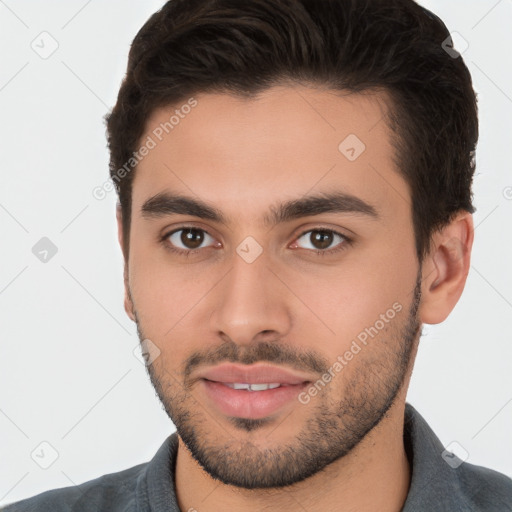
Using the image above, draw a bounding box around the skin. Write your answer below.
[117,85,474,511]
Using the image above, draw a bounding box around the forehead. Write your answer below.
[131,85,410,225]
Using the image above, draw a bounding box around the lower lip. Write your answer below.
[201,379,309,420]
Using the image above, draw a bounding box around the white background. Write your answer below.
[1,0,511,506]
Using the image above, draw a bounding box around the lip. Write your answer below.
[200,379,310,419]
[195,363,314,420]
[196,362,314,385]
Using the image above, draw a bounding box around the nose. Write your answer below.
[209,249,292,346]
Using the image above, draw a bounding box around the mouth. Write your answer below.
[193,362,316,420]
[200,378,311,420]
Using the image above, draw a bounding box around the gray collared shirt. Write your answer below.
[2,402,512,511]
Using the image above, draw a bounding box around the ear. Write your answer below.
[116,204,135,322]
[419,211,474,324]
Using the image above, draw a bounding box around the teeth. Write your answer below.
[232,383,250,390]
[249,383,280,391]
[224,383,281,391]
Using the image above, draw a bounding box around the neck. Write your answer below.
[174,398,411,512]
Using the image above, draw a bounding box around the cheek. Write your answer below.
[295,272,394,346]
[294,250,416,354]
[129,265,209,374]
[128,241,213,340]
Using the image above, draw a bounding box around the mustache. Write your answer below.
[183,340,331,381]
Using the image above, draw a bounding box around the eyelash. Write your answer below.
[160,225,353,258]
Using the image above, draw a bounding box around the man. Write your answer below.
[3,0,512,510]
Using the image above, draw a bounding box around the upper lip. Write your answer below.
[197,363,314,385]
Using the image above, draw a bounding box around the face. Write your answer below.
[122,85,423,489]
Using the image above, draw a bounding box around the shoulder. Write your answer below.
[457,460,512,511]
[0,461,147,512]
[403,403,512,511]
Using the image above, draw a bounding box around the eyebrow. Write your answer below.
[140,190,379,227]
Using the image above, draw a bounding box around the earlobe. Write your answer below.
[123,262,136,323]
[116,203,125,258]
[419,212,474,324]
[124,292,136,322]
[116,204,136,323]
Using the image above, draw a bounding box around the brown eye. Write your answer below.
[310,231,334,249]
[295,229,348,253]
[180,228,204,249]
[166,228,215,251]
